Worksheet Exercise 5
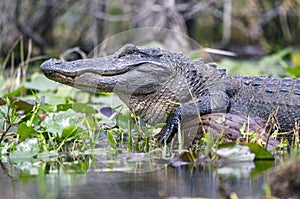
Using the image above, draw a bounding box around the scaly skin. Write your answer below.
[40,44,300,143]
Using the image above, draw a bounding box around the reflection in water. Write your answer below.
[0,155,270,199]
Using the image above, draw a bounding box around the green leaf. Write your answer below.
[39,102,55,112]
[3,86,26,97]
[286,66,300,77]
[291,50,300,67]
[13,99,34,113]
[80,116,99,130]
[56,104,71,112]
[251,160,274,176]
[17,122,38,142]
[245,143,274,160]
[107,131,117,149]
[116,111,132,132]
[61,125,78,139]
[0,98,34,113]
[259,48,292,68]
[56,103,98,115]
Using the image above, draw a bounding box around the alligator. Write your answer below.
[40,44,300,144]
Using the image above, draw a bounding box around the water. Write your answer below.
[0,155,271,199]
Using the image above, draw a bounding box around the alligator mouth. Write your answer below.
[40,58,124,92]
[40,57,159,94]
[43,71,75,85]
[43,69,117,93]
[40,57,134,77]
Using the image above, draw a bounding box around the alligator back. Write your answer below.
[227,75,300,132]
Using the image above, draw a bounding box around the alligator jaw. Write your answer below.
[40,58,122,92]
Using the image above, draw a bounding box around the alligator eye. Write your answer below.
[124,46,136,54]
[118,44,137,57]
[123,44,137,54]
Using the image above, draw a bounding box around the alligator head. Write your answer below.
[40,44,183,95]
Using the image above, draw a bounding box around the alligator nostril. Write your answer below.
[45,58,63,64]
[40,58,62,72]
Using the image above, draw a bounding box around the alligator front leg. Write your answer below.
[156,109,181,144]
[157,94,230,144]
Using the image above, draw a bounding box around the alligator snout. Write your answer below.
[40,58,63,73]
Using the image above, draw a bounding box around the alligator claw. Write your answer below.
[156,110,181,144]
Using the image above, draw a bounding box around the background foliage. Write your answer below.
[1,0,300,60]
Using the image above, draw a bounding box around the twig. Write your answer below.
[0,105,12,143]
[183,0,217,20]
[60,47,87,61]
[0,124,12,143]
[0,162,13,179]
[94,11,131,22]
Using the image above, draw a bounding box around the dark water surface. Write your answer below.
[0,155,271,199]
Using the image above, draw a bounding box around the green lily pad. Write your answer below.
[41,109,84,136]
[245,143,274,160]
[25,73,59,92]
[9,138,39,163]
